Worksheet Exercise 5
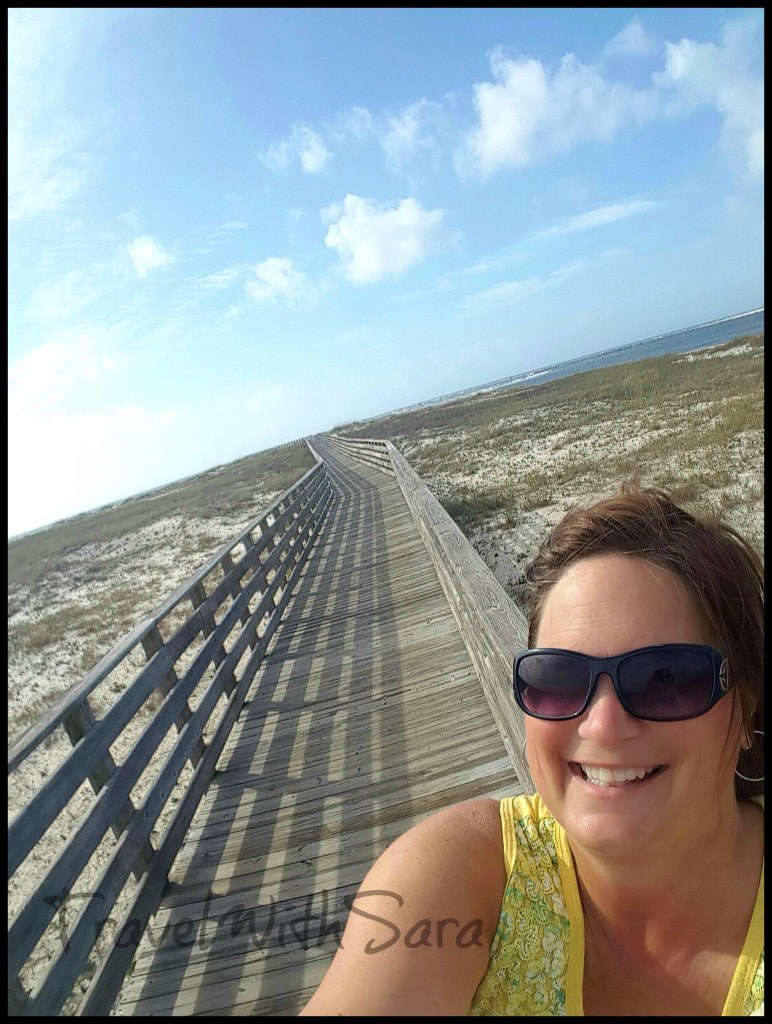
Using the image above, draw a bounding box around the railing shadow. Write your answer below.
[117,438,412,1014]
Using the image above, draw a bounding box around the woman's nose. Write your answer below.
[576,674,640,740]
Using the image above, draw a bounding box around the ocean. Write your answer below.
[409,308,764,411]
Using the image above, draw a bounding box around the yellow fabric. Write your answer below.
[468,793,764,1016]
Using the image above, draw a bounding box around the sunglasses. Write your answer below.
[513,644,731,722]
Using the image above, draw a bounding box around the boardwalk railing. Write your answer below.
[8,432,532,1016]
[315,434,531,789]
[385,440,531,784]
[7,459,334,1016]
[321,433,394,474]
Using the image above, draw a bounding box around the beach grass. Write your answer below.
[337,332,764,556]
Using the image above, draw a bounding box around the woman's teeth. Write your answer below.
[579,765,660,786]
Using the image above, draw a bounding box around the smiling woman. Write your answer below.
[300,482,764,1016]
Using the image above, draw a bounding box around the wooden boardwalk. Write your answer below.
[114,436,522,1016]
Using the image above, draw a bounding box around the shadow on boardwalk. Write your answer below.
[115,437,516,1015]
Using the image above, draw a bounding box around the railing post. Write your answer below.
[141,626,207,761]
[62,700,154,881]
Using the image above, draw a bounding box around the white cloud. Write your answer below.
[261,123,330,174]
[7,328,180,536]
[464,274,545,308]
[459,46,657,179]
[8,9,93,221]
[462,260,585,311]
[28,270,100,322]
[744,129,764,181]
[127,236,174,277]
[342,105,377,142]
[9,334,123,415]
[603,17,658,59]
[298,128,330,174]
[198,267,245,291]
[8,131,92,222]
[653,18,764,180]
[459,18,763,182]
[246,257,314,304]
[322,194,446,284]
[380,99,443,176]
[534,199,664,238]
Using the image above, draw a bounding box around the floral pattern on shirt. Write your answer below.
[469,806,570,1015]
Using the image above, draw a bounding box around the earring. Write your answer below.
[736,730,764,783]
[521,737,528,761]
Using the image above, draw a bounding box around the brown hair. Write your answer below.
[524,482,764,800]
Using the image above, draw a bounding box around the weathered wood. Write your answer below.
[9,469,331,878]
[385,439,533,792]
[77,474,335,1016]
[62,701,154,882]
[7,463,329,773]
[79,480,336,1017]
[142,624,206,768]
[9,565,280,981]
[322,434,394,474]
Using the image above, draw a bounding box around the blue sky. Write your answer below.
[8,8,764,538]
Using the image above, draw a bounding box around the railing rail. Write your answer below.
[386,440,532,789]
[8,453,335,1016]
[326,433,532,790]
[322,433,394,475]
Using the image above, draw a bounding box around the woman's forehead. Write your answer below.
[536,553,710,648]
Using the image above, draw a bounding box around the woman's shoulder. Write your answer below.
[374,796,505,888]
[347,796,513,952]
[416,795,504,842]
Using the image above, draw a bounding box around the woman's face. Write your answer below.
[526,553,742,861]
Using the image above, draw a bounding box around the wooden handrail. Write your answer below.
[7,449,335,1016]
[8,459,328,773]
[323,433,394,474]
[384,440,533,792]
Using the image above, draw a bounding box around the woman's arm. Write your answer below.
[300,797,506,1016]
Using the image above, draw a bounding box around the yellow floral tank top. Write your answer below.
[468,793,764,1016]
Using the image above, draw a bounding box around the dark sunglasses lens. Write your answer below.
[517,653,590,718]
[618,648,715,720]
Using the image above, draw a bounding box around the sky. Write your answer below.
[8,8,764,538]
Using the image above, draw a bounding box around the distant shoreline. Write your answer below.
[390,308,764,417]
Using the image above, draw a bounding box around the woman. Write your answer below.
[300,483,764,1015]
